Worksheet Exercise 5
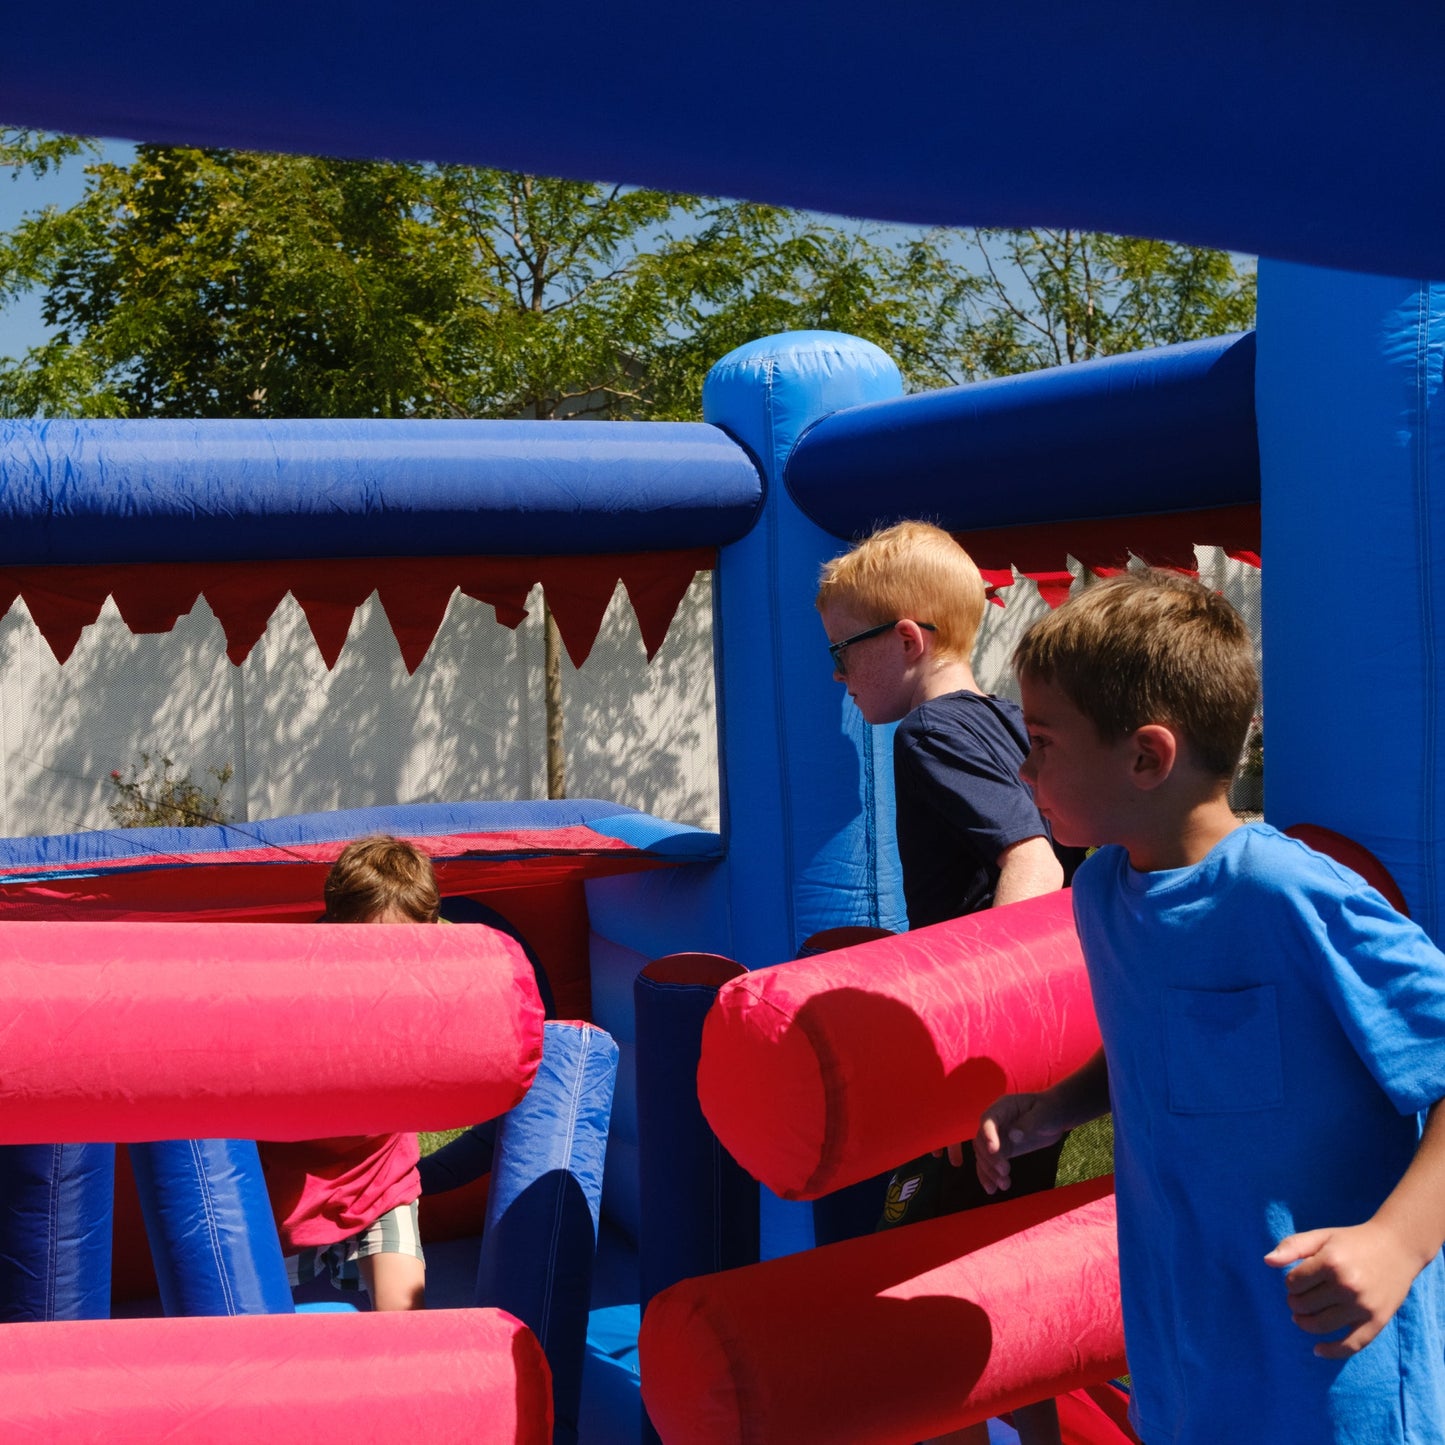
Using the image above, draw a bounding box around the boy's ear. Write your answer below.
[1128,724,1178,791]
[896,619,934,659]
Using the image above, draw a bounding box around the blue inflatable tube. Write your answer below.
[128,1140,293,1317]
[9,5,1445,279]
[786,332,1258,538]
[0,419,763,564]
[634,954,760,1444]
[475,1021,618,1445]
[0,1143,114,1321]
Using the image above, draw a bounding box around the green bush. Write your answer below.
[107,753,234,829]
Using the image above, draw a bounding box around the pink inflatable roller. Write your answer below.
[0,1308,553,1443]
[0,920,543,1142]
[640,1175,1123,1445]
[698,889,1099,1198]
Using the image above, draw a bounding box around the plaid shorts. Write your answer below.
[286,1199,424,1293]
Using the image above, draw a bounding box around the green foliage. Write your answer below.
[107,753,234,829]
[949,228,1257,379]
[1057,1113,1114,1186]
[0,131,1256,423]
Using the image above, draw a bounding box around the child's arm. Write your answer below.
[971,1048,1110,1191]
[993,836,1065,908]
[1266,1101,1445,1359]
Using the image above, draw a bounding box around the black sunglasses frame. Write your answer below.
[828,620,936,673]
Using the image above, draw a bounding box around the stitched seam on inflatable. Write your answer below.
[190,1139,236,1315]
[539,1029,586,1346]
[1415,288,1440,937]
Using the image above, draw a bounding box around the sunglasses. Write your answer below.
[828,620,936,674]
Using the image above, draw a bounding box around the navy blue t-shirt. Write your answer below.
[893,690,1078,928]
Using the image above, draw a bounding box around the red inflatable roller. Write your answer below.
[640,1175,1123,1445]
[698,889,1098,1198]
[0,920,543,1142]
[0,1307,553,1443]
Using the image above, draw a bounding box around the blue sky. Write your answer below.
[0,138,135,359]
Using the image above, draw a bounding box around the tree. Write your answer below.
[941,227,1257,380]
[0,134,1255,795]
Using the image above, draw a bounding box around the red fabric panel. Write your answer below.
[620,552,708,659]
[201,562,292,664]
[108,563,207,633]
[474,879,594,1022]
[697,889,1100,1199]
[111,1146,159,1304]
[0,828,659,922]
[377,569,461,674]
[639,1176,1123,1445]
[291,561,378,668]
[0,1309,553,1443]
[1284,824,1411,917]
[951,503,1261,607]
[0,551,712,670]
[1057,1383,1142,1445]
[17,572,110,664]
[0,920,543,1143]
[641,953,747,988]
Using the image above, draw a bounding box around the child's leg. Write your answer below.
[353,1199,426,1312]
[358,1249,426,1311]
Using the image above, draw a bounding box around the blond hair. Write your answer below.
[815,521,986,661]
[1013,569,1257,778]
[323,834,440,923]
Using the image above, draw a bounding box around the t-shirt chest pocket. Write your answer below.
[1163,984,1285,1114]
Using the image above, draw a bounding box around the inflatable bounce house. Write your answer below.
[4,4,1445,1442]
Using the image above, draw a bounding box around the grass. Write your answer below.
[1057,1114,1114,1186]
[419,1128,467,1156]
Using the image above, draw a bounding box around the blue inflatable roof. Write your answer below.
[4,3,1442,278]
[0,419,763,564]
[786,333,1258,537]
[0,799,721,874]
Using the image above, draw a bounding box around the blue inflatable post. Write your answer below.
[1256,265,1445,932]
[475,1020,618,1445]
[128,1139,293,1316]
[634,954,759,1444]
[0,1143,114,1320]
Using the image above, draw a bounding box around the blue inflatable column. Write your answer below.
[704,332,910,1258]
[475,1019,618,1445]
[634,954,759,1443]
[128,1139,293,1316]
[705,331,909,968]
[1256,265,1445,930]
[0,1143,114,1320]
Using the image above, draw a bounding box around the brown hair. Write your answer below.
[815,520,986,661]
[1013,569,1258,778]
[323,834,440,923]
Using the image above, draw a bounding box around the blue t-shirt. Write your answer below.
[894,691,1063,928]
[1074,824,1445,1445]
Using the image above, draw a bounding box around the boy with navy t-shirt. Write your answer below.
[977,569,1445,1444]
[818,520,1076,1445]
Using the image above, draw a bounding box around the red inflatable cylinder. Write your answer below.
[697,890,1099,1198]
[639,1176,1123,1445]
[0,1307,553,1443]
[0,921,543,1142]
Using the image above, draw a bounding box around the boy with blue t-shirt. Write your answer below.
[977,569,1445,1444]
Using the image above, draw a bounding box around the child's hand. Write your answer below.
[974,1093,1065,1196]
[1265,1221,1422,1359]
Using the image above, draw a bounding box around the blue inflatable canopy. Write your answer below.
[786,333,1258,538]
[4,3,1443,279]
[0,419,762,564]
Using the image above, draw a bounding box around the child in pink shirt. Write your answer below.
[260,835,434,1311]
